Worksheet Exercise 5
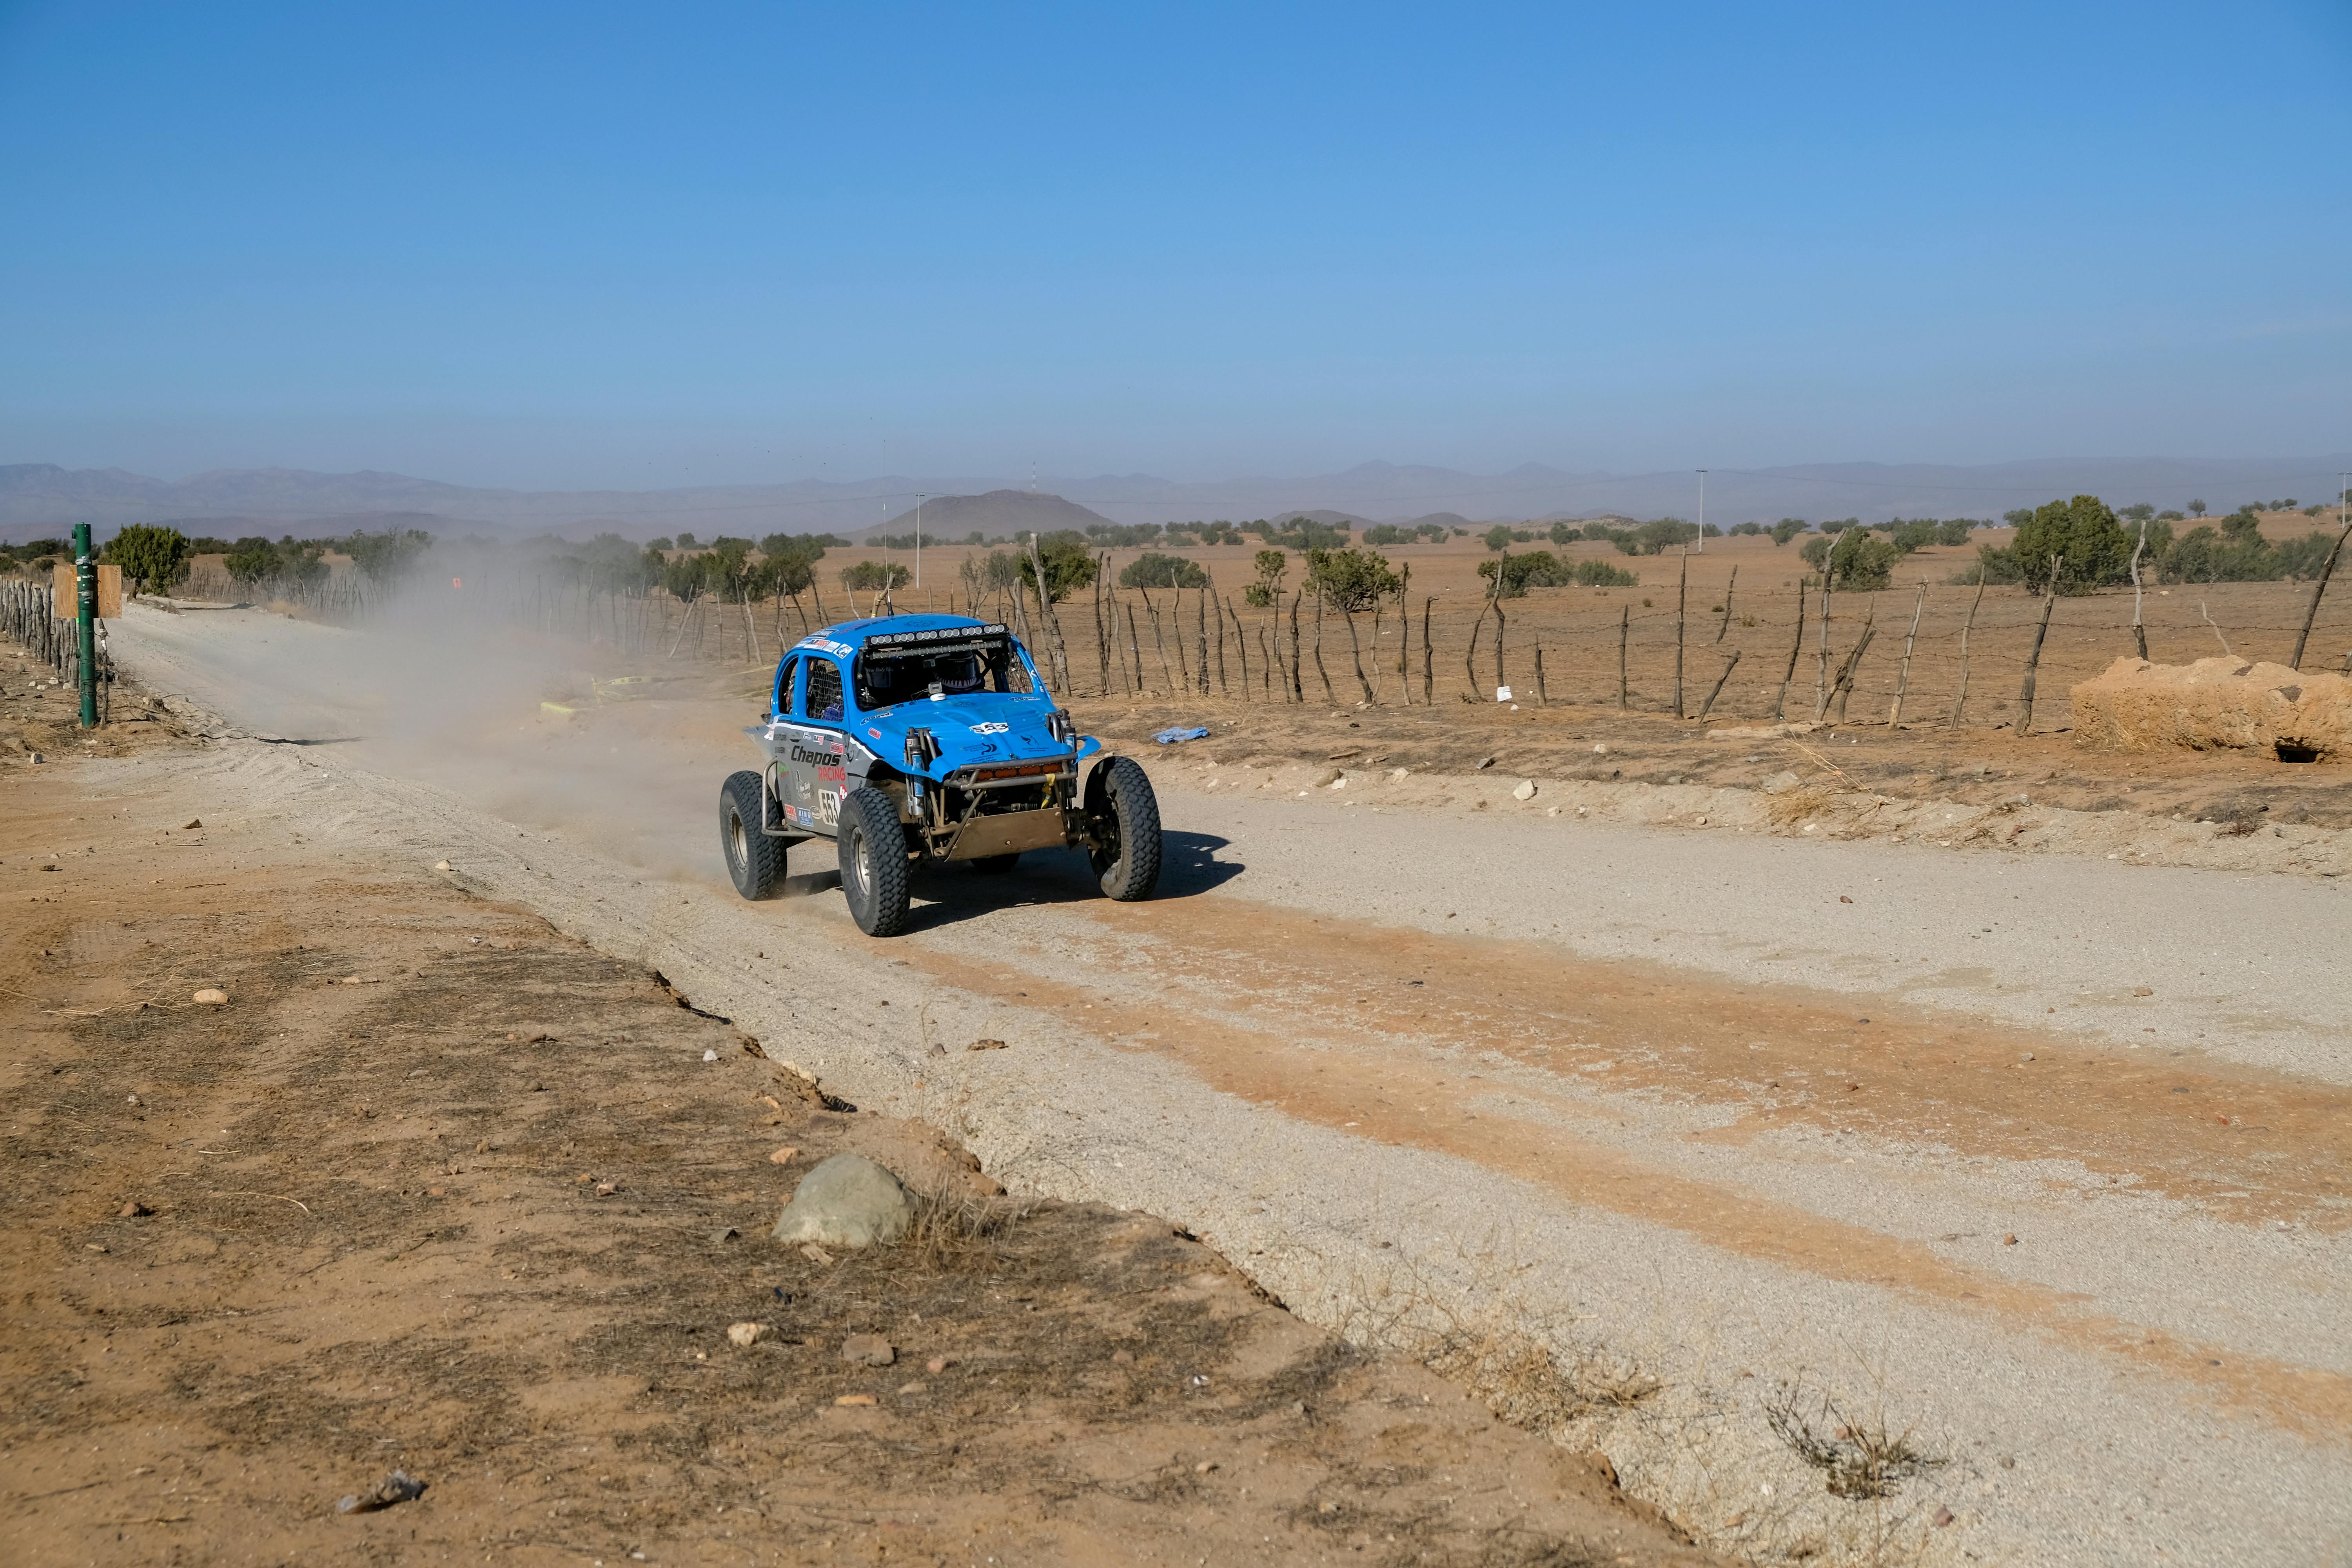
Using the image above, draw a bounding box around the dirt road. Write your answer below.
[96,601,2352,1564]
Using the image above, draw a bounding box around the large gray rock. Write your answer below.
[771,1153,913,1248]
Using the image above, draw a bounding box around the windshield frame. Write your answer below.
[851,632,1021,711]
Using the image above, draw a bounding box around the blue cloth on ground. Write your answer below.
[1153,726,1210,744]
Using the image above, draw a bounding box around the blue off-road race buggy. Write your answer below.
[720,614,1162,936]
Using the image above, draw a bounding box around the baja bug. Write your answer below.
[720,613,1163,936]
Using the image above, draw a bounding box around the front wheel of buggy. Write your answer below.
[837,786,913,936]
[721,770,788,900]
[1086,755,1162,902]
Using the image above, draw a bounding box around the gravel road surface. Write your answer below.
[107,603,2352,1566]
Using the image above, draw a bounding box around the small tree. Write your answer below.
[840,559,911,593]
[1242,548,1287,609]
[1015,533,1098,603]
[1481,524,1515,552]
[1306,546,1402,701]
[2013,494,2131,593]
[1118,552,1209,589]
[344,528,431,586]
[105,524,192,597]
[1770,518,1808,546]
[2187,499,2207,517]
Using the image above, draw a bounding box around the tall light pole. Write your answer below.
[1695,469,1707,554]
[914,494,925,590]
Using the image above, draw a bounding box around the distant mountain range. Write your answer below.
[3,456,2345,544]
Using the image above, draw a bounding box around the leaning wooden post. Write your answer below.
[1534,644,1548,704]
[1697,647,1742,721]
[1312,588,1335,704]
[1197,576,1214,693]
[1225,593,1249,699]
[2016,555,2062,737]
[1949,575,1987,726]
[1420,595,1434,706]
[2128,516,2151,661]
[1287,590,1305,702]
[1715,564,1739,643]
[1094,554,1112,695]
[1812,545,1838,720]
[1673,547,1688,717]
[1396,565,1412,704]
[1830,602,1877,721]
[1025,532,1073,693]
[1887,581,1927,728]
[2288,512,2352,670]
[1205,568,1226,693]
[1617,602,1630,710]
[1775,579,1807,720]
[1490,580,1508,698]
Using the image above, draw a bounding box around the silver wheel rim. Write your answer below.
[728,809,746,873]
[851,827,871,897]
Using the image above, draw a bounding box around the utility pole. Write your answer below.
[1695,469,1707,554]
[914,494,925,590]
[73,521,97,728]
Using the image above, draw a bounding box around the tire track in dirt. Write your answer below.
[877,907,2352,1441]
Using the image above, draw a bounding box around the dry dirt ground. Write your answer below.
[0,676,1715,1565]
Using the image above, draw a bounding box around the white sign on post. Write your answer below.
[1495,685,1513,703]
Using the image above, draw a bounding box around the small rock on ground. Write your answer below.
[772,1152,913,1249]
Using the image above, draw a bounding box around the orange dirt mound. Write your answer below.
[2071,656,2352,760]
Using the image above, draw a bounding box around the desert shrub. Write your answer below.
[1477,551,1564,597]
[1575,558,1638,587]
[1118,551,1209,589]
[344,527,431,586]
[1241,548,1288,608]
[1728,520,1763,537]
[1770,517,1809,545]
[1481,524,1514,552]
[1014,533,1098,603]
[1546,521,1584,544]
[1306,545,1401,611]
[2009,494,2133,593]
[838,559,911,593]
[105,524,193,596]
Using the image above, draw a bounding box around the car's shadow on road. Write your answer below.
[893,829,1242,934]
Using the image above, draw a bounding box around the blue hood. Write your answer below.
[856,691,1093,777]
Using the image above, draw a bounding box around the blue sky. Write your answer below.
[2,0,2347,488]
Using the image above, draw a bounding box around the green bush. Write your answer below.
[838,559,912,594]
[1305,545,1401,611]
[1118,551,1209,589]
[1014,533,1099,603]
[105,524,193,596]
[1770,518,1809,546]
[2011,494,2132,593]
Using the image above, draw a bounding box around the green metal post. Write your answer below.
[74,522,98,728]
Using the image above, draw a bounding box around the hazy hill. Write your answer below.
[4,456,2346,541]
[864,490,1114,540]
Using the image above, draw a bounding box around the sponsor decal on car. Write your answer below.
[970,722,1009,735]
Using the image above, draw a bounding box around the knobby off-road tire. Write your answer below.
[1086,755,1162,902]
[837,785,913,936]
[967,853,1020,875]
[721,770,790,900]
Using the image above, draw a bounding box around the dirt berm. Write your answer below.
[2071,655,2352,759]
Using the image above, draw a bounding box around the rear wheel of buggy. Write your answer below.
[1086,755,1161,902]
[837,785,913,936]
[967,853,1020,875]
[720,770,789,900]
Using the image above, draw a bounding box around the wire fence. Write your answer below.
[0,577,116,719]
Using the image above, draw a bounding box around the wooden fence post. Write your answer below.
[2288,514,2352,670]
[1775,579,1806,721]
[2016,557,2062,736]
[1534,644,1548,704]
[1698,647,1742,721]
[1715,564,1738,643]
[1949,576,1987,726]
[1674,548,1688,717]
[1887,582,1926,728]
[1420,595,1434,706]
[1617,603,1630,710]
[1830,603,1876,721]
